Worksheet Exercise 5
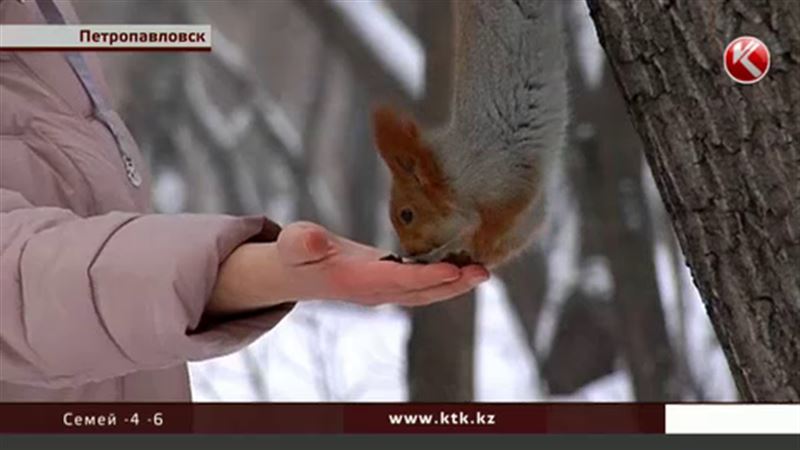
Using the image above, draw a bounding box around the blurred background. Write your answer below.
[74,0,737,402]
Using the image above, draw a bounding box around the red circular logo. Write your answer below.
[723,36,770,84]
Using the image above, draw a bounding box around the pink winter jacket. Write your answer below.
[0,0,294,401]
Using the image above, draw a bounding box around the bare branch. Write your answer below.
[293,0,437,122]
[182,60,263,213]
[182,1,325,220]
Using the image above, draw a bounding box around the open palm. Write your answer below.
[277,222,489,306]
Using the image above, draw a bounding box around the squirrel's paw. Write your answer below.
[410,238,475,268]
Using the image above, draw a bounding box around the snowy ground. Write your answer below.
[190,276,548,402]
[189,269,736,402]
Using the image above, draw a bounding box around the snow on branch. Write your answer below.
[328,0,424,99]
[293,0,426,111]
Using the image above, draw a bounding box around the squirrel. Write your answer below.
[373,0,568,268]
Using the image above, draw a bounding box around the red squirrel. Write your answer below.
[373,0,568,268]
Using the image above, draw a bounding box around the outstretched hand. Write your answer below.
[209,221,489,314]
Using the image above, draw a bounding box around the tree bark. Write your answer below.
[588,0,800,401]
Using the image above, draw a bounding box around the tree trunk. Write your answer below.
[407,292,476,401]
[587,0,800,401]
[498,249,548,365]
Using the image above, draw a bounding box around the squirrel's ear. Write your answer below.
[373,106,416,176]
[372,105,454,212]
[373,105,437,186]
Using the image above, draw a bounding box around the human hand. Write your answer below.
[208,221,490,314]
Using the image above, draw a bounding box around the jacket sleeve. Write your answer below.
[0,188,294,388]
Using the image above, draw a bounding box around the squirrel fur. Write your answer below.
[373,0,568,268]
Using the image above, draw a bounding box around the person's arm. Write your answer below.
[0,187,291,388]
[1,188,487,389]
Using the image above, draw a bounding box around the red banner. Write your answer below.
[0,403,664,434]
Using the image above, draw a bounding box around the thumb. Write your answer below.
[277,221,335,266]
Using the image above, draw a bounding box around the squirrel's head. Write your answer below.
[373,106,464,258]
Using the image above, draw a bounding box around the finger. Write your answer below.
[391,262,465,289]
[372,265,490,306]
[336,261,463,293]
[460,264,491,280]
[277,221,335,266]
[335,236,387,260]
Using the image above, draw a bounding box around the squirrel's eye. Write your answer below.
[399,208,414,225]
